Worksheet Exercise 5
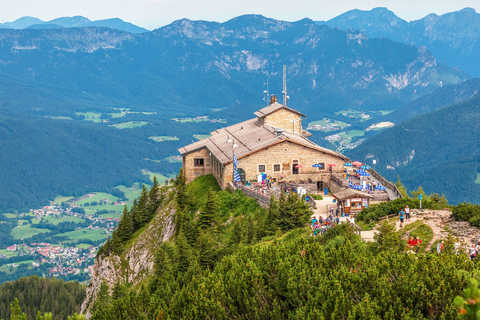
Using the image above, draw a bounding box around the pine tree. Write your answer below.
[410,186,428,201]
[91,283,115,320]
[374,221,405,252]
[182,212,198,247]
[231,220,243,244]
[246,216,255,244]
[198,190,217,230]
[137,185,150,226]
[117,206,133,242]
[395,177,409,198]
[175,172,188,213]
[197,233,216,270]
[148,177,162,213]
[130,199,139,230]
[263,196,279,236]
[36,312,53,320]
[175,231,191,274]
[275,193,310,231]
[9,298,26,320]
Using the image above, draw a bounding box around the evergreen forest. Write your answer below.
[86,174,480,319]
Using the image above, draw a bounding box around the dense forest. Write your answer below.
[86,174,479,319]
[0,276,84,320]
[5,175,480,319]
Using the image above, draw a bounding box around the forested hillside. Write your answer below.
[387,78,480,122]
[0,276,84,320]
[349,94,480,204]
[0,113,180,212]
[84,174,479,319]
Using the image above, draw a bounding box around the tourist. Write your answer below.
[405,205,410,220]
[415,237,422,252]
[408,236,415,249]
[436,241,444,254]
[399,209,405,227]
[470,245,477,260]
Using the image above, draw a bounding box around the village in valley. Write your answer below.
[0,185,149,282]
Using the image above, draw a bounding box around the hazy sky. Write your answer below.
[1,0,479,30]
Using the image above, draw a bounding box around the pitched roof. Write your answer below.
[253,102,305,118]
[333,189,374,200]
[178,117,348,164]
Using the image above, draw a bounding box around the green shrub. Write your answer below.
[310,194,323,200]
[452,203,480,227]
[356,198,418,224]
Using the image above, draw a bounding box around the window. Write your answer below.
[273,164,281,172]
[314,162,325,170]
[194,158,204,167]
[292,160,299,174]
[258,165,266,173]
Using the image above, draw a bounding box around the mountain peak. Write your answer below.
[0,16,44,29]
[48,16,91,27]
[224,14,279,26]
[459,7,477,14]
[326,7,407,35]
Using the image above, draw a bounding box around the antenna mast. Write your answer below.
[282,64,288,106]
[263,79,269,105]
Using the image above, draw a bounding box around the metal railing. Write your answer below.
[368,168,403,200]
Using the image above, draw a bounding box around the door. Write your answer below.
[317,181,324,191]
[292,160,299,174]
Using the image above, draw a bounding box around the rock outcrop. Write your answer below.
[81,202,176,318]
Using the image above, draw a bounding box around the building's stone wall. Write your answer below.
[183,148,212,184]
[264,109,303,135]
[222,141,345,188]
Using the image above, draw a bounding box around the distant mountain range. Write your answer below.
[322,7,480,76]
[0,16,148,34]
[348,94,480,204]
[0,15,465,119]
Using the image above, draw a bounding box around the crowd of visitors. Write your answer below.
[311,215,340,236]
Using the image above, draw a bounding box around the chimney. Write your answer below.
[270,95,278,104]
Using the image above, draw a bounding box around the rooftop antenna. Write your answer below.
[282,64,289,106]
[263,79,270,105]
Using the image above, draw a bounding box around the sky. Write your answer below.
[1,0,479,30]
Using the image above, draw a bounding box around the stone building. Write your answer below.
[178,96,350,190]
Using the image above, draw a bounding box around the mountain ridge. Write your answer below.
[0,15,148,34]
[322,7,480,76]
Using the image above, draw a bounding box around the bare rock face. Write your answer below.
[81,203,175,318]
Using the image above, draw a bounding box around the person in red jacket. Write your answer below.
[408,237,415,248]
[414,237,422,252]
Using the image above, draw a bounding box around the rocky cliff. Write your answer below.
[80,200,176,318]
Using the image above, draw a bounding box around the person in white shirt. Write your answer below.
[405,205,410,220]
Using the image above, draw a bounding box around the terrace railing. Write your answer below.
[368,168,403,200]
